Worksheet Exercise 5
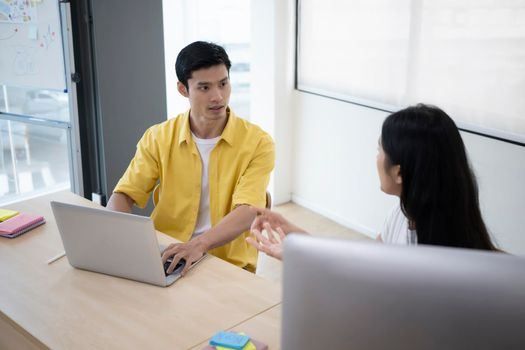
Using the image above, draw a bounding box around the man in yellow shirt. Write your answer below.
[107,41,274,274]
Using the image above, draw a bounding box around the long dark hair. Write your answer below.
[381,104,497,250]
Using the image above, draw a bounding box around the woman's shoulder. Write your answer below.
[382,202,410,244]
[386,202,404,223]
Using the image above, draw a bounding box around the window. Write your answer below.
[163,0,252,118]
[297,0,525,144]
[0,87,71,204]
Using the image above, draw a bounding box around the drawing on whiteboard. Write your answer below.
[39,24,56,50]
[13,46,37,76]
[0,0,65,91]
[0,0,37,23]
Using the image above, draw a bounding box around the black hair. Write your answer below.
[381,104,497,250]
[175,41,231,89]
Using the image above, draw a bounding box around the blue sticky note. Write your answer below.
[209,331,251,350]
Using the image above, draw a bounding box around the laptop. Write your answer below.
[50,201,205,287]
[282,234,525,350]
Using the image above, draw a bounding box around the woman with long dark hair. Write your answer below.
[379,104,496,249]
[247,104,497,260]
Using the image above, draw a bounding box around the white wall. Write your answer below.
[258,0,525,255]
[462,132,525,254]
[291,93,396,237]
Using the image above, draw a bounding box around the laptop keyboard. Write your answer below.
[163,258,185,276]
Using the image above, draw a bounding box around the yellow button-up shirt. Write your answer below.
[114,109,275,271]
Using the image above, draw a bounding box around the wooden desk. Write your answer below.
[190,304,282,350]
[0,191,281,349]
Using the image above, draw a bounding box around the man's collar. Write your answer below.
[219,108,236,146]
[178,108,237,146]
[178,109,192,145]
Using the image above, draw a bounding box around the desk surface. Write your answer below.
[0,191,281,350]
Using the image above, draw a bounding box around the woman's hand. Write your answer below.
[246,223,286,260]
[246,207,308,261]
[249,207,306,236]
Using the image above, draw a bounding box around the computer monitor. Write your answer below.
[282,234,525,350]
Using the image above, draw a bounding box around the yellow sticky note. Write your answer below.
[215,341,256,350]
[0,209,19,221]
[243,341,257,350]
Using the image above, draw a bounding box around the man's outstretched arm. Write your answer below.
[161,204,255,275]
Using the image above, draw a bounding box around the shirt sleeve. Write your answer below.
[232,133,275,208]
[113,126,160,208]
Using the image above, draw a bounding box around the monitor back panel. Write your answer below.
[282,235,525,350]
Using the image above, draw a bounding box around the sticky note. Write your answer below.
[0,209,18,222]
[210,331,251,350]
[216,342,256,350]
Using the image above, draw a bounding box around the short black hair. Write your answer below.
[175,41,231,89]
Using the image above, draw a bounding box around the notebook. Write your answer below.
[0,213,45,238]
[0,209,19,222]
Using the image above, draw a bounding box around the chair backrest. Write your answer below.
[152,183,160,206]
[152,184,271,209]
[265,191,272,209]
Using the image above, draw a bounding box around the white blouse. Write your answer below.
[380,203,417,245]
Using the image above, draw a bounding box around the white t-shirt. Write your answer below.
[191,133,220,239]
[380,203,417,245]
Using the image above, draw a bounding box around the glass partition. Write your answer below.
[0,118,69,203]
[0,86,69,122]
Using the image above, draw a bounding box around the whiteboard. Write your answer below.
[0,0,66,91]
